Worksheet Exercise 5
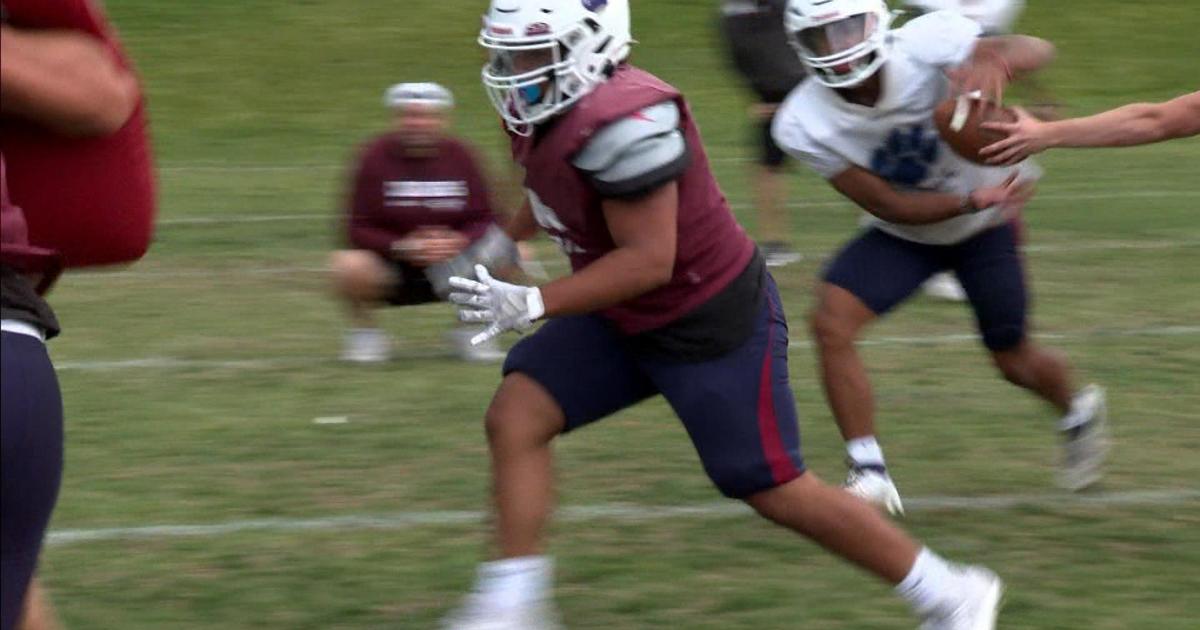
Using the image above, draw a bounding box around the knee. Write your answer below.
[483,377,563,451]
[991,347,1030,386]
[329,250,381,299]
[809,307,857,350]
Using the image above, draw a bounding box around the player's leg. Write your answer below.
[648,276,1001,628]
[1,331,63,630]
[329,250,402,362]
[753,104,800,267]
[954,221,1108,490]
[812,229,943,512]
[717,8,802,266]
[445,315,655,629]
[17,579,60,630]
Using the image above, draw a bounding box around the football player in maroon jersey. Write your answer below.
[438,2,1002,628]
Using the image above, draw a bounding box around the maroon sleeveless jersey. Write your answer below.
[512,65,755,335]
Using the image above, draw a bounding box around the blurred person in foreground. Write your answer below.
[330,82,512,363]
[0,0,155,627]
[772,0,1107,515]
[440,1,1002,629]
[902,0,1026,302]
[981,90,1200,164]
[717,0,807,266]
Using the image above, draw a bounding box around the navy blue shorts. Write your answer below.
[823,223,1027,351]
[503,276,805,499]
[1,331,63,630]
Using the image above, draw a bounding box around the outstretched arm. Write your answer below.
[981,91,1200,165]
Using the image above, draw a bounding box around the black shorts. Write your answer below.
[719,11,806,104]
[385,260,440,306]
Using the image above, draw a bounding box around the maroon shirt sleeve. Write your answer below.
[449,140,498,243]
[344,142,397,256]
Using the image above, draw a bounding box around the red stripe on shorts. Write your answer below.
[756,305,796,484]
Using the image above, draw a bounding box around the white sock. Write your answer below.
[474,555,553,610]
[896,548,960,615]
[846,436,886,468]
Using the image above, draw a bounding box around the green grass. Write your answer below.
[31,0,1200,628]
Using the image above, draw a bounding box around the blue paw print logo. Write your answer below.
[871,125,940,187]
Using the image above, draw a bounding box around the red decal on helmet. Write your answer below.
[525,21,551,36]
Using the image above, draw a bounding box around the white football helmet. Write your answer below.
[784,0,893,89]
[479,0,632,135]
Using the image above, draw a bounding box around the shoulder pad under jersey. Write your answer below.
[572,100,690,198]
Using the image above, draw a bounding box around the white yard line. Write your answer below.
[45,488,1199,547]
[51,324,1200,372]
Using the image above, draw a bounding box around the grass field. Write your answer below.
[33,1,1199,628]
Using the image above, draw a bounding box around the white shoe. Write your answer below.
[441,596,562,630]
[922,273,968,302]
[449,328,507,363]
[919,567,1004,630]
[340,328,392,363]
[845,466,905,515]
[1058,384,1109,491]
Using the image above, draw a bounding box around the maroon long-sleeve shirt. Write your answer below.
[345,134,497,256]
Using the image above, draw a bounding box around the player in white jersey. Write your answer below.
[773,0,1108,514]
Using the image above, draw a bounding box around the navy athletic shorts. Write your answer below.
[1,330,63,630]
[823,222,1028,351]
[503,275,805,499]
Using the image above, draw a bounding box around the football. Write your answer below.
[933,92,1018,164]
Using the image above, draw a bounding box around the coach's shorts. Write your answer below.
[503,276,805,499]
[385,259,439,306]
[823,223,1028,351]
[1,331,63,630]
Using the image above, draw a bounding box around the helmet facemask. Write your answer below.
[480,22,607,136]
[790,10,891,89]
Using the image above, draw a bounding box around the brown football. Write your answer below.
[933,94,1017,164]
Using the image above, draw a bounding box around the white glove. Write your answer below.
[448,264,545,345]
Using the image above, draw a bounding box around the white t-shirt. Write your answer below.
[773,11,1040,245]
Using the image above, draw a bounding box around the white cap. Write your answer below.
[384,82,454,110]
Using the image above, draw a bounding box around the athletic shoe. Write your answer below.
[1058,384,1109,491]
[340,328,392,363]
[760,241,802,267]
[441,596,562,630]
[919,566,1004,630]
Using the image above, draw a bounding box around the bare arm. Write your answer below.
[953,35,1056,103]
[538,182,677,317]
[982,91,1200,164]
[829,166,1033,225]
[829,167,970,225]
[0,25,139,137]
[972,35,1056,77]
